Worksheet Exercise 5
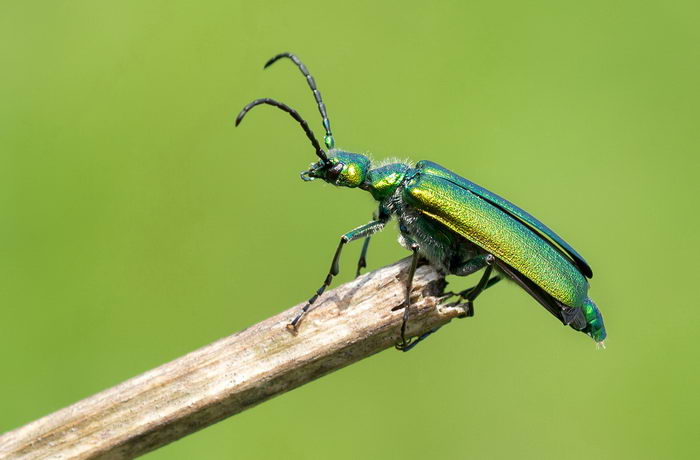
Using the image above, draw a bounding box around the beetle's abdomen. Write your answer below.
[582,297,607,343]
[404,173,588,308]
[394,206,482,274]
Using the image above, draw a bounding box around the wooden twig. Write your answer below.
[0,258,467,460]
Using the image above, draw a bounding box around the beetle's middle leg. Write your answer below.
[392,242,420,350]
[355,207,386,278]
[288,219,387,331]
[397,254,498,353]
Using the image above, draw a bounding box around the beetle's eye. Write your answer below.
[326,162,344,182]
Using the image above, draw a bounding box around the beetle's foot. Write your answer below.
[396,327,442,352]
[454,299,475,318]
[457,287,475,300]
[464,300,474,317]
[394,338,414,351]
[355,261,367,278]
[441,287,474,301]
[286,312,305,334]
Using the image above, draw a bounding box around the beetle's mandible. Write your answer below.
[235,52,607,351]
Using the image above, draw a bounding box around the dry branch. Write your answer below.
[0,258,467,460]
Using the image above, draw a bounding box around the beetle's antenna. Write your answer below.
[235,98,329,164]
[264,52,335,150]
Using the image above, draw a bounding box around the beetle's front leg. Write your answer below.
[447,254,500,317]
[288,219,387,331]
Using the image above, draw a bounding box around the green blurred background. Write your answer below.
[2,1,699,458]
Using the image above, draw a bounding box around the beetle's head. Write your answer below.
[235,53,369,188]
[301,151,370,188]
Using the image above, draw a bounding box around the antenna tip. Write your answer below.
[263,55,279,69]
[263,52,292,69]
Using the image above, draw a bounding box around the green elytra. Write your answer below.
[235,52,606,350]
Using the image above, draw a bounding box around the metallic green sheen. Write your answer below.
[415,160,592,278]
[583,298,606,342]
[331,152,371,188]
[404,173,589,308]
[365,163,410,201]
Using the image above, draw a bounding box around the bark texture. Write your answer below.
[0,258,466,460]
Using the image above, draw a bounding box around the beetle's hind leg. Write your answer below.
[443,254,500,317]
[451,275,503,316]
[459,255,497,317]
[456,275,502,299]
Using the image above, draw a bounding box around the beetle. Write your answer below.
[235,52,606,351]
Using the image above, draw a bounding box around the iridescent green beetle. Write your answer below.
[235,52,606,351]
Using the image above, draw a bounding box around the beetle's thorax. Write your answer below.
[362,163,412,201]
